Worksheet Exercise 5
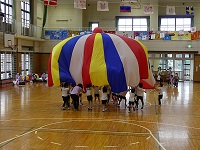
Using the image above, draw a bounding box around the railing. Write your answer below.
[0,17,43,39]
[0,17,198,41]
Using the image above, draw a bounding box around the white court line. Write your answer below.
[1,117,200,131]
[37,136,43,140]
[75,146,88,148]
[2,117,199,150]
[104,146,118,148]
[130,142,140,145]
[146,136,151,140]
[114,120,166,150]
[51,142,61,145]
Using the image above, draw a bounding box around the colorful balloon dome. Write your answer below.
[48,31,149,93]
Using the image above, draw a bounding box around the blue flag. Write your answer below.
[120,6,131,12]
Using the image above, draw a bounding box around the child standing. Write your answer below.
[173,73,179,87]
[106,85,111,105]
[128,87,136,113]
[86,84,93,110]
[157,83,164,106]
[93,86,100,105]
[79,92,83,105]
[61,82,70,110]
[170,75,173,86]
[135,83,146,110]
[101,86,108,112]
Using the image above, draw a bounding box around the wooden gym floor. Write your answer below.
[0,81,200,150]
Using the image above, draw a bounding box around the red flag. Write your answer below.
[44,0,49,5]
[140,70,156,89]
[49,0,57,6]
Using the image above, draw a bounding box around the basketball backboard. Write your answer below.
[4,33,15,48]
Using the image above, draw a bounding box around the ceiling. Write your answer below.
[56,0,200,4]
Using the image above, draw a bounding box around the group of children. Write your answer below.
[60,83,109,112]
[60,82,165,113]
[168,73,179,87]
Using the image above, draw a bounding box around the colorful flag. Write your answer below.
[186,6,194,15]
[74,0,86,9]
[166,6,176,15]
[120,6,131,12]
[144,5,153,14]
[44,0,49,5]
[191,26,196,33]
[49,0,57,6]
[160,32,165,38]
[97,1,109,11]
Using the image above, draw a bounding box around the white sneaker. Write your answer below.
[103,109,105,112]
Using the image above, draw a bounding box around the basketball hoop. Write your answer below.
[9,45,17,50]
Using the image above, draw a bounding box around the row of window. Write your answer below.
[0,0,30,27]
[0,52,32,79]
[148,53,194,81]
[117,17,192,31]
[0,0,194,33]
[148,53,192,59]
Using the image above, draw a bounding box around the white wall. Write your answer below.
[45,4,83,29]
[32,1,200,54]
[142,40,200,53]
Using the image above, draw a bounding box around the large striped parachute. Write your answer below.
[48,28,151,93]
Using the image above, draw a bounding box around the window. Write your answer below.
[160,18,175,31]
[185,54,191,58]
[0,52,14,79]
[117,17,149,31]
[164,54,172,58]
[0,0,13,24]
[155,54,163,58]
[92,23,98,31]
[176,54,182,58]
[159,16,193,31]
[21,0,30,28]
[89,22,99,31]
[21,53,33,76]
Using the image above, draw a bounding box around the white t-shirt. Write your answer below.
[136,86,145,97]
[102,92,108,100]
[157,75,161,80]
[158,87,163,95]
[86,87,92,96]
[129,92,135,102]
[94,86,100,94]
[62,87,69,97]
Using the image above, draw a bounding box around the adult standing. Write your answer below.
[70,83,83,110]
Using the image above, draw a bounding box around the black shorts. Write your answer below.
[94,94,99,98]
[158,95,163,100]
[129,101,135,105]
[112,93,116,96]
[87,95,93,101]
[102,100,107,104]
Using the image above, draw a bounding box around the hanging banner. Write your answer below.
[74,0,86,9]
[97,1,109,11]
[186,6,194,15]
[144,5,153,14]
[166,6,176,15]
